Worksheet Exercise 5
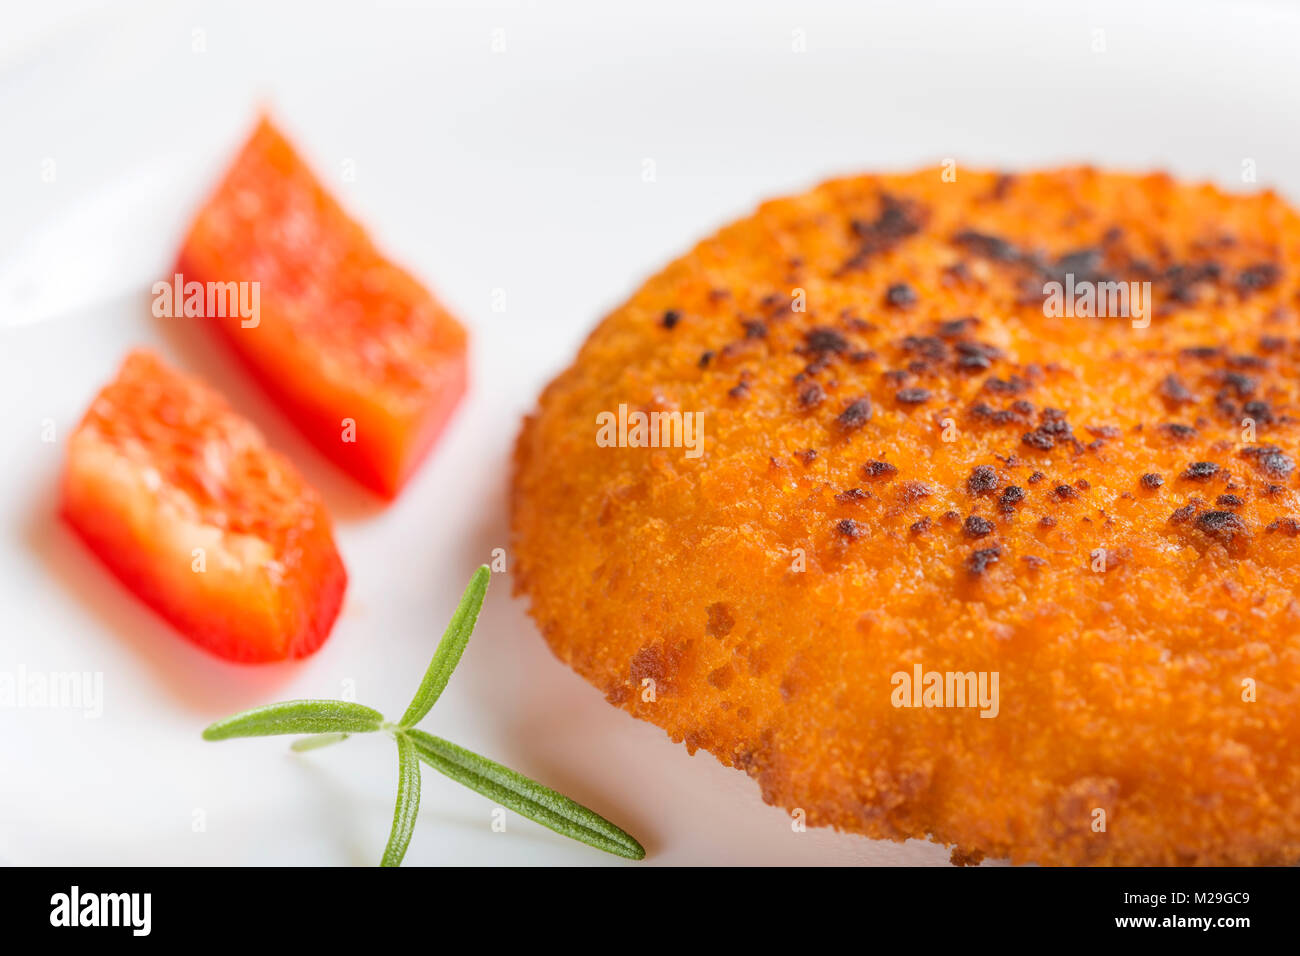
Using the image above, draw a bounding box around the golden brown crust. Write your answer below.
[510,167,1300,865]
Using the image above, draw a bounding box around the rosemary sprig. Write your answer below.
[202,565,645,865]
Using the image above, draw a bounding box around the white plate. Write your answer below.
[2,0,1298,866]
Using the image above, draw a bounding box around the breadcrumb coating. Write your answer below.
[511,167,1300,865]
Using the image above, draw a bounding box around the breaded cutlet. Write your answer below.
[512,167,1300,865]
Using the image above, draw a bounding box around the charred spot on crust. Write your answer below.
[937,317,979,339]
[661,309,681,330]
[885,282,918,308]
[966,546,1002,574]
[1140,472,1164,489]
[955,340,1001,373]
[1216,494,1244,508]
[756,294,795,322]
[971,399,1035,427]
[804,327,851,355]
[964,515,995,538]
[698,350,714,368]
[800,357,831,379]
[1047,247,1107,285]
[842,193,927,271]
[1180,461,1220,482]
[909,516,933,535]
[1216,370,1257,397]
[835,488,869,503]
[862,459,899,481]
[1021,430,1053,451]
[741,318,768,339]
[836,397,873,431]
[895,387,931,405]
[795,448,817,466]
[1012,399,1037,420]
[952,229,1021,262]
[1195,509,1251,553]
[1157,422,1199,442]
[1240,444,1295,478]
[1266,517,1300,536]
[1227,353,1268,371]
[1164,261,1222,304]
[900,334,948,364]
[852,193,926,243]
[1159,374,1196,406]
[717,342,748,366]
[836,518,864,539]
[1236,262,1280,296]
[1212,372,1258,421]
[799,382,826,410]
[898,480,934,505]
[997,486,1026,513]
[1242,400,1274,424]
[942,261,971,285]
[1052,484,1079,501]
[983,375,1031,396]
[989,173,1016,201]
[967,465,1000,495]
[1022,407,1074,451]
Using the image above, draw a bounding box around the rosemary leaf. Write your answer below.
[202,701,384,741]
[406,729,644,860]
[381,733,422,867]
[398,565,490,727]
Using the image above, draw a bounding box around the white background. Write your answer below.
[1,0,1298,865]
